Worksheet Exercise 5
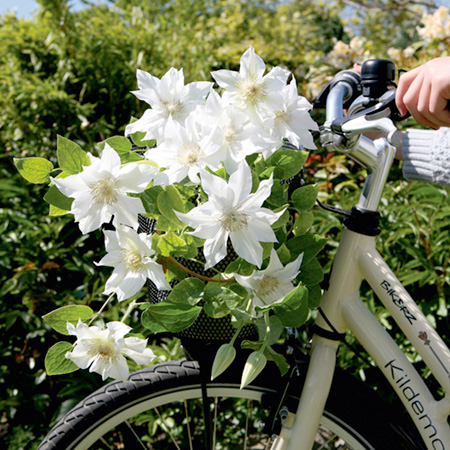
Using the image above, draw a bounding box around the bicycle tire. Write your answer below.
[37,359,424,450]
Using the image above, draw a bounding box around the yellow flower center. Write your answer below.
[90,179,119,205]
[177,143,203,167]
[163,99,184,118]
[223,126,237,145]
[274,109,290,124]
[89,339,120,360]
[221,209,248,232]
[122,249,143,271]
[238,79,266,105]
[256,275,280,300]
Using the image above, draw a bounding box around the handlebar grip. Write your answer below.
[312,70,361,110]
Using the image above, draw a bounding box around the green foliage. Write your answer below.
[2,0,449,447]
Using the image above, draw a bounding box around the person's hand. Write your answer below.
[396,57,450,129]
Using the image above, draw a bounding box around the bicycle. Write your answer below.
[37,59,450,450]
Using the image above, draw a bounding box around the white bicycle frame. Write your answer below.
[272,84,450,450]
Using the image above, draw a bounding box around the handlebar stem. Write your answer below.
[321,87,401,212]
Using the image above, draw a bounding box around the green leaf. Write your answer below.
[298,258,324,286]
[101,136,143,163]
[225,257,255,276]
[203,285,245,318]
[156,186,188,231]
[254,315,284,345]
[293,211,314,236]
[166,277,205,305]
[276,243,291,265]
[14,157,54,184]
[307,284,322,309]
[274,285,309,327]
[286,234,327,265]
[158,231,189,257]
[45,342,79,375]
[141,186,163,216]
[271,208,290,229]
[265,149,308,179]
[43,305,94,335]
[57,135,91,175]
[102,135,132,152]
[291,184,319,211]
[129,130,156,149]
[141,301,202,333]
[266,181,288,207]
[44,185,73,212]
[264,345,290,376]
[49,204,70,216]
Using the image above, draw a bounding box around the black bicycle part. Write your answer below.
[312,69,362,110]
[37,357,426,450]
[343,205,381,236]
[361,59,396,100]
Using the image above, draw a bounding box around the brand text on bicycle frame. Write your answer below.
[385,359,445,449]
[380,280,416,324]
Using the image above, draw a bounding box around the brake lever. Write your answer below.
[330,90,406,147]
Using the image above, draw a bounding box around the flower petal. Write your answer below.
[230,229,263,267]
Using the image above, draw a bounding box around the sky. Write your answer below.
[0,0,108,18]
[2,0,450,19]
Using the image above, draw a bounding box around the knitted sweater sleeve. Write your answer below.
[401,128,450,187]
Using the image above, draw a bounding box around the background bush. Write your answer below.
[1,0,449,447]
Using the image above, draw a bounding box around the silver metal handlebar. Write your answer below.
[320,83,401,212]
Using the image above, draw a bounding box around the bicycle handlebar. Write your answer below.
[313,60,404,212]
[314,59,409,152]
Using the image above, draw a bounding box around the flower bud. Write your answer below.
[211,343,236,380]
[240,351,267,389]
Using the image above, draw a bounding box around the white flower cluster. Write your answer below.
[326,37,371,70]
[66,321,156,381]
[418,6,450,42]
[52,46,317,303]
[50,47,318,380]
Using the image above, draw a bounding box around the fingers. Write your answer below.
[396,67,420,117]
[429,80,450,127]
[395,57,450,129]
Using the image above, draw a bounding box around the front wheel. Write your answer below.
[38,359,423,450]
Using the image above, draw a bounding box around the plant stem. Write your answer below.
[121,299,137,323]
[166,256,236,283]
[89,293,115,325]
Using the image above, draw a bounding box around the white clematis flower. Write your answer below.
[199,90,272,173]
[51,144,157,234]
[263,78,318,150]
[175,162,284,269]
[66,320,155,381]
[125,67,213,142]
[96,223,171,301]
[211,46,290,124]
[234,248,304,314]
[146,114,222,185]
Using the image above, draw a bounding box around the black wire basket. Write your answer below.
[137,214,258,345]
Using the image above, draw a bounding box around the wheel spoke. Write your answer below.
[154,406,182,450]
[244,398,250,450]
[183,400,194,450]
[212,397,218,450]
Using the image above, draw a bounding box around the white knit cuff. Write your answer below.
[402,128,450,187]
